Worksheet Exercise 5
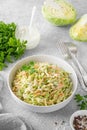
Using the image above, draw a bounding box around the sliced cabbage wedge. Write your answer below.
[42,0,76,26]
[70,14,87,42]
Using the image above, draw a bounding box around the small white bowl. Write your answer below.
[70,110,87,130]
[7,55,77,113]
[15,25,40,50]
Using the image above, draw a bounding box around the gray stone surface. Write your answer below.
[0,0,87,130]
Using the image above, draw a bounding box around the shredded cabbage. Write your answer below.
[12,61,73,106]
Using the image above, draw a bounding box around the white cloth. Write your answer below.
[0,113,27,130]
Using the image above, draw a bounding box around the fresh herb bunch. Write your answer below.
[75,94,87,110]
[0,21,27,70]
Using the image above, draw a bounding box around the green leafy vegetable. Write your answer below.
[0,21,27,70]
[21,61,36,74]
[70,14,87,42]
[75,94,87,110]
[42,0,76,26]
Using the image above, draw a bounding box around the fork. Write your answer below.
[56,40,87,91]
[68,50,87,87]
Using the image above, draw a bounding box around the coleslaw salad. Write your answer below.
[12,61,73,106]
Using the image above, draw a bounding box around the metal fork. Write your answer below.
[56,40,87,91]
[69,50,87,87]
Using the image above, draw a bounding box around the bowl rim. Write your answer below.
[7,54,78,108]
[70,110,87,130]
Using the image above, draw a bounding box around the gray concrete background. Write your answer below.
[0,0,87,130]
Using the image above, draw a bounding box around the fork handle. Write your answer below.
[70,51,87,77]
[71,62,87,91]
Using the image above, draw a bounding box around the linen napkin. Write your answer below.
[0,113,28,130]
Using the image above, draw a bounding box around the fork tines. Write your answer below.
[56,40,69,59]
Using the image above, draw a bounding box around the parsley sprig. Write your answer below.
[21,61,36,74]
[0,21,27,70]
[75,94,87,110]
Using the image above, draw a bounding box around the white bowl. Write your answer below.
[7,55,77,113]
[70,110,87,130]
